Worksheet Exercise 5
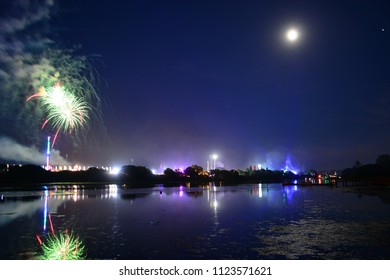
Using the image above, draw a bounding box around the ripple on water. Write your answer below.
[251,219,390,259]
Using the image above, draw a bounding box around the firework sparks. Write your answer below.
[27,83,90,147]
[0,0,106,164]
[36,234,43,246]
[37,231,86,260]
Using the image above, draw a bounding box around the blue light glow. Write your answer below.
[46,136,51,170]
[43,190,48,231]
[284,155,298,174]
[109,167,121,175]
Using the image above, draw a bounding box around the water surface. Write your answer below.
[1,183,389,259]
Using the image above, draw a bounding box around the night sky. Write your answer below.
[1,0,390,172]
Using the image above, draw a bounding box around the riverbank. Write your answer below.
[0,164,298,189]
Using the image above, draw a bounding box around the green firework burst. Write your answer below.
[42,83,90,133]
[38,231,86,260]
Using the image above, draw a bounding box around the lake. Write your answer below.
[1,183,390,259]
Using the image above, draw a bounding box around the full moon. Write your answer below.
[286,28,299,42]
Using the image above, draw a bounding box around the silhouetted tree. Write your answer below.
[184,166,197,177]
[284,171,297,180]
[190,165,203,174]
[308,169,317,176]
[164,168,179,178]
[120,165,153,182]
[376,154,390,166]
[0,164,7,173]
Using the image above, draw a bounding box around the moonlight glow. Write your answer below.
[286,28,299,42]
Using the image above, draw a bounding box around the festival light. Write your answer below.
[46,136,51,170]
[258,183,263,198]
[210,154,218,170]
[109,167,121,175]
[43,190,48,231]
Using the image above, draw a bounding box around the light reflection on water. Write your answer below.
[0,183,390,259]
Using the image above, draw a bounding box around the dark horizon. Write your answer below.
[1,0,390,172]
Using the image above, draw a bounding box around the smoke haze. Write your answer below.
[0,136,68,165]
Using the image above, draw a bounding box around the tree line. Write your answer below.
[1,154,389,187]
[341,154,390,184]
[0,163,298,186]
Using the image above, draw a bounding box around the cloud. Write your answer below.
[0,0,55,145]
[0,0,52,34]
[0,136,68,165]
[0,0,108,164]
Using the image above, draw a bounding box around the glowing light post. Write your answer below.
[46,136,51,170]
[212,154,218,170]
[43,189,48,231]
